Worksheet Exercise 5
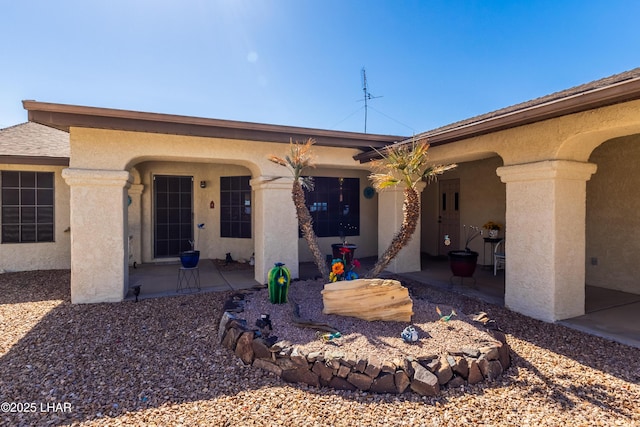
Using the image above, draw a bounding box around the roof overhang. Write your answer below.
[0,155,69,166]
[22,101,405,151]
[354,72,640,163]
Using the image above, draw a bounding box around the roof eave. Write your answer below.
[22,101,404,150]
[0,155,69,166]
[354,76,640,163]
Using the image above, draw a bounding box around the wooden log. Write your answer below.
[321,278,413,322]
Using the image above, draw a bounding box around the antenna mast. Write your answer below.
[360,67,382,133]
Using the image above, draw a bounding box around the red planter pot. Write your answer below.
[448,250,478,277]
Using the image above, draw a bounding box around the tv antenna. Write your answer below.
[360,67,382,133]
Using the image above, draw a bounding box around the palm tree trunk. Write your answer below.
[366,187,420,278]
[292,181,330,281]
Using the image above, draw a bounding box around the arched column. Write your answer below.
[377,182,426,274]
[497,160,597,321]
[62,168,132,303]
[250,176,299,284]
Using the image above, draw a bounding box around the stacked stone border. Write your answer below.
[218,291,511,396]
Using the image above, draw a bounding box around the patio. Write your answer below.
[127,255,640,349]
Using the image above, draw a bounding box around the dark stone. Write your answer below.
[235,331,255,365]
[337,364,351,378]
[281,367,320,388]
[253,358,282,377]
[487,329,507,344]
[479,345,500,361]
[447,375,466,388]
[410,362,440,396]
[436,358,454,385]
[422,357,441,373]
[290,354,309,369]
[221,327,242,350]
[370,373,396,394]
[462,347,480,358]
[467,360,483,384]
[394,370,411,394]
[347,372,373,391]
[496,341,511,370]
[312,361,335,383]
[251,338,271,360]
[381,360,397,374]
[364,355,382,378]
[355,357,367,373]
[449,355,469,378]
[400,357,415,377]
[478,357,503,381]
[275,357,298,370]
[328,376,357,391]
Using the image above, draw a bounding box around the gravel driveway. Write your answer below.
[0,270,638,426]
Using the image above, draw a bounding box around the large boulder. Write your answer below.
[321,278,413,322]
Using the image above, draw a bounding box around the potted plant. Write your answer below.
[329,245,361,282]
[180,223,205,268]
[483,221,502,239]
[447,225,482,277]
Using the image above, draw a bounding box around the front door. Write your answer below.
[438,179,460,255]
[154,175,193,258]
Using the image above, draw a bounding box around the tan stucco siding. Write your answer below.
[69,128,368,175]
[425,99,640,167]
[0,164,70,272]
[586,134,640,294]
[134,161,255,263]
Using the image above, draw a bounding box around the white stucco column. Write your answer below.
[251,176,299,284]
[62,168,132,303]
[377,182,426,274]
[127,184,144,266]
[497,160,597,322]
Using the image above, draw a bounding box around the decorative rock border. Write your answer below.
[219,291,511,396]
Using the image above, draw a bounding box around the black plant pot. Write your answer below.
[448,250,478,277]
[180,250,200,268]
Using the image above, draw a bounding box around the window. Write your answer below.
[304,177,359,237]
[220,176,251,238]
[1,171,54,243]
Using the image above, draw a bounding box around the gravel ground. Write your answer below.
[0,270,638,427]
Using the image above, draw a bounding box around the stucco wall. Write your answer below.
[134,161,255,263]
[297,167,378,262]
[586,134,640,294]
[0,164,71,272]
[421,156,505,262]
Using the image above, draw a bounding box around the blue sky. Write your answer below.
[1,1,639,136]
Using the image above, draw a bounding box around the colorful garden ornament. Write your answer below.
[267,263,291,304]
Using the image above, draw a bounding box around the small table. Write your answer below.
[177,267,201,293]
[483,237,502,269]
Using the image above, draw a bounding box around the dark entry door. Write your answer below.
[154,175,193,258]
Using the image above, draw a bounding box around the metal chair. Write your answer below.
[494,239,505,276]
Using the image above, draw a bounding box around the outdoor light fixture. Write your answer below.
[200,181,206,188]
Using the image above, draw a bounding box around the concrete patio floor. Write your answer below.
[128,255,640,349]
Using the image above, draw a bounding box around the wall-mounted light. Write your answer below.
[200,181,207,188]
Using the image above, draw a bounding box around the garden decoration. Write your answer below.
[436,306,457,322]
[329,245,361,282]
[267,263,291,304]
[316,331,342,342]
[401,325,419,343]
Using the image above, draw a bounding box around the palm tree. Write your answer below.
[268,138,330,281]
[366,140,456,278]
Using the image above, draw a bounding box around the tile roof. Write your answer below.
[0,122,69,160]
